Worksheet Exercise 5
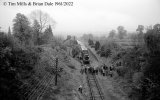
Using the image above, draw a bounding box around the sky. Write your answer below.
[0,0,160,36]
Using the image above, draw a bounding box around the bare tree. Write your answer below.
[30,10,56,32]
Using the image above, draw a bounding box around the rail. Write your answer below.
[86,46,105,100]
[86,69,105,100]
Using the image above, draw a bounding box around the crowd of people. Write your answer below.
[78,64,114,94]
[80,64,114,77]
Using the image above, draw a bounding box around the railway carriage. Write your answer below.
[77,40,90,64]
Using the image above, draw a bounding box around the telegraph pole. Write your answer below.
[45,57,63,86]
[55,57,58,86]
[46,57,63,86]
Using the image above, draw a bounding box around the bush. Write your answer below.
[99,41,120,58]
[116,66,127,77]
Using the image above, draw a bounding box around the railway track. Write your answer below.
[76,40,105,100]
[86,68,105,100]
[18,55,57,100]
[86,49,105,100]
[88,48,99,62]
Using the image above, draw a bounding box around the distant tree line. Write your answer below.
[107,26,127,39]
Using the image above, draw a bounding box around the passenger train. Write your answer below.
[77,40,90,64]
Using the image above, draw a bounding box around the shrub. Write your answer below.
[116,66,127,77]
